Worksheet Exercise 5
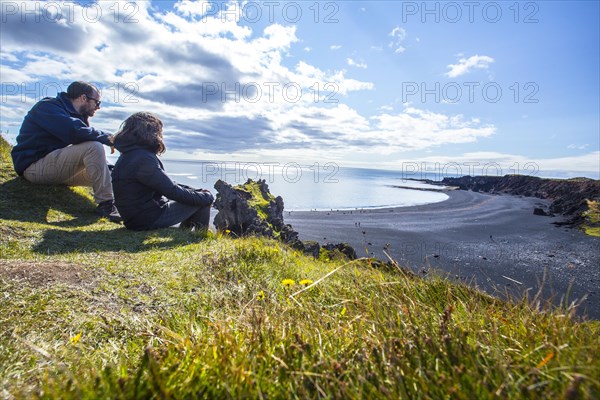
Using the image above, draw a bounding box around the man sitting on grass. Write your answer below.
[11,81,122,222]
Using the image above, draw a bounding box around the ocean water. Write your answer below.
[160,159,449,211]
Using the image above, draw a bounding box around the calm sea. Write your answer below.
[156,159,450,211]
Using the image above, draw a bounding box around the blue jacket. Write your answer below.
[111,135,214,230]
[11,92,112,175]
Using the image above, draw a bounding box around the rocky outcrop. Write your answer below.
[533,207,551,216]
[213,179,356,260]
[321,243,358,260]
[437,175,600,226]
[213,179,295,240]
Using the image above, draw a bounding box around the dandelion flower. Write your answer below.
[257,290,265,300]
[70,332,82,345]
[282,279,295,288]
[299,279,313,287]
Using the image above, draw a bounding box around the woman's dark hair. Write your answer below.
[115,112,166,155]
[67,81,99,99]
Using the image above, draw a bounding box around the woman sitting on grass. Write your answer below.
[111,112,214,231]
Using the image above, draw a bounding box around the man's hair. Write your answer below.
[116,112,166,155]
[67,81,99,99]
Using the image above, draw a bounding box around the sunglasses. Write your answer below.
[85,94,101,107]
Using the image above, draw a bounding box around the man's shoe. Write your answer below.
[95,200,123,223]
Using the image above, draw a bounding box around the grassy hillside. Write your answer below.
[583,200,600,237]
[0,136,598,399]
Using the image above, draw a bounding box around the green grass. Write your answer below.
[1,136,599,399]
[583,200,600,237]
[236,179,276,221]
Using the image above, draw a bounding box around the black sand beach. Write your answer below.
[285,190,600,320]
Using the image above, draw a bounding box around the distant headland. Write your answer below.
[423,174,600,230]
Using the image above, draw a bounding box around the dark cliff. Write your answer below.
[439,175,600,226]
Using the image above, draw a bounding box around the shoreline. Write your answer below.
[284,190,600,320]
[283,185,453,212]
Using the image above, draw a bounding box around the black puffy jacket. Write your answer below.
[111,136,213,230]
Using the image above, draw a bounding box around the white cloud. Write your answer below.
[368,107,495,153]
[330,45,342,50]
[446,55,495,78]
[567,143,589,150]
[388,26,407,54]
[0,95,33,124]
[328,70,374,94]
[0,66,32,83]
[396,151,600,179]
[347,58,367,69]
[0,1,379,153]
[0,1,504,168]
[532,152,600,176]
[21,54,71,77]
[389,27,406,40]
[0,52,19,62]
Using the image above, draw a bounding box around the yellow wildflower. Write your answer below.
[257,290,265,300]
[70,332,82,345]
[299,279,313,287]
[282,279,295,288]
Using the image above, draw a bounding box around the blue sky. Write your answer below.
[1,1,599,178]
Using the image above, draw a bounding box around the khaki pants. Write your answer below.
[23,142,113,204]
